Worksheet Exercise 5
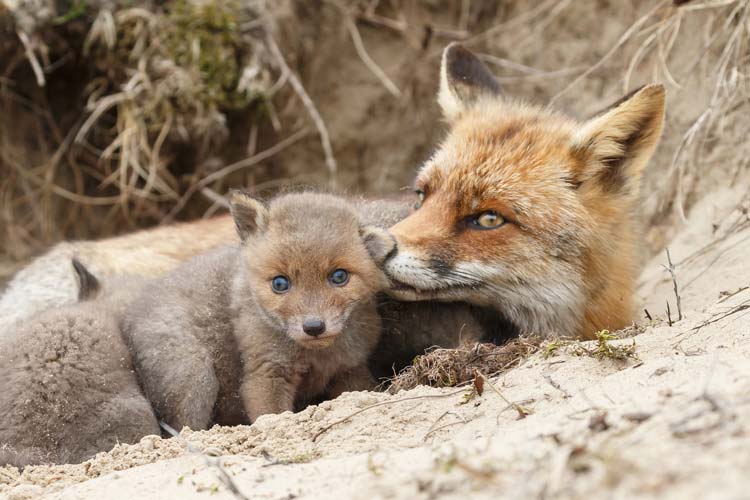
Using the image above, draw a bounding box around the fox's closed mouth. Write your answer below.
[388,278,471,295]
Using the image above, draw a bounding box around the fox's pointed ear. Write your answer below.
[438,43,502,121]
[229,190,268,241]
[572,84,665,194]
[72,258,100,301]
[360,226,396,266]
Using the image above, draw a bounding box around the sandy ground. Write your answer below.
[1,183,749,500]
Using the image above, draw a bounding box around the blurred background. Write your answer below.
[1,0,747,282]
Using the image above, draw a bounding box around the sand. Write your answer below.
[1,182,748,500]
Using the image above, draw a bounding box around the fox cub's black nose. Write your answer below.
[302,319,326,337]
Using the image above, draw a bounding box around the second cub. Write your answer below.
[124,192,394,430]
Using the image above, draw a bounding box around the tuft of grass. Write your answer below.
[542,339,563,359]
[268,450,320,465]
[54,0,88,25]
[574,330,639,361]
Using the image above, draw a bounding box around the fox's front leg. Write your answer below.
[326,364,376,399]
[240,364,297,422]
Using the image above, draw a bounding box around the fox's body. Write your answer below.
[123,193,396,430]
[383,44,666,338]
[0,216,237,333]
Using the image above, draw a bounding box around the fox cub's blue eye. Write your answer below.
[271,276,291,293]
[329,269,349,286]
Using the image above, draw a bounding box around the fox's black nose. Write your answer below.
[302,319,326,337]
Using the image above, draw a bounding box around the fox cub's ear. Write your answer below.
[229,190,269,241]
[572,84,665,194]
[438,43,502,121]
[360,226,396,266]
[72,257,101,301]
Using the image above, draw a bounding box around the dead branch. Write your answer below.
[266,35,337,180]
[422,411,468,441]
[164,127,309,222]
[16,31,45,87]
[475,370,531,419]
[662,247,683,321]
[344,14,402,98]
[543,374,572,398]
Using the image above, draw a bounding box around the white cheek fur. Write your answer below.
[383,253,444,290]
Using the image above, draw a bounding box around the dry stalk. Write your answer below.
[16,31,45,87]
[345,16,402,98]
[474,370,531,419]
[164,127,309,221]
[662,247,683,321]
[266,34,337,180]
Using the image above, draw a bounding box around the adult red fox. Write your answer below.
[383,44,665,339]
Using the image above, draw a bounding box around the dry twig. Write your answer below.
[662,248,683,322]
[266,34,337,180]
[343,13,402,98]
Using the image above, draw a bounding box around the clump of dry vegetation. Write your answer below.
[387,336,543,394]
[0,0,293,260]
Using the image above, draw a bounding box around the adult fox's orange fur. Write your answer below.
[383,44,666,339]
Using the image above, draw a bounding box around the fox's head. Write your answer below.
[230,191,393,349]
[384,44,665,338]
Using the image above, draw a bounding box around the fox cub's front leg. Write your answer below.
[326,365,376,399]
[130,330,219,431]
[240,364,297,422]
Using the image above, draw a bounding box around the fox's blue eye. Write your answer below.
[271,276,291,293]
[329,269,349,286]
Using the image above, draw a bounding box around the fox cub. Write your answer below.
[124,192,395,430]
[0,260,159,467]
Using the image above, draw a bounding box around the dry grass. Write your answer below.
[627,0,750,222]
[0,0,302,259]
[386,336,543,394]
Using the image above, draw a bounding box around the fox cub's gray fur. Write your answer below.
[0,261,159,467]
[124,192,394,430]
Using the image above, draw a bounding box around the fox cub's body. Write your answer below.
[0,262,159,467]
[384,44,666,338]
[124,192,395,430]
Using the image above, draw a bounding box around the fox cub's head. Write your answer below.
[384,43,665,336]
[230,191,393,349]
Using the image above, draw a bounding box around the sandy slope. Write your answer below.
[1,185,749,500]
